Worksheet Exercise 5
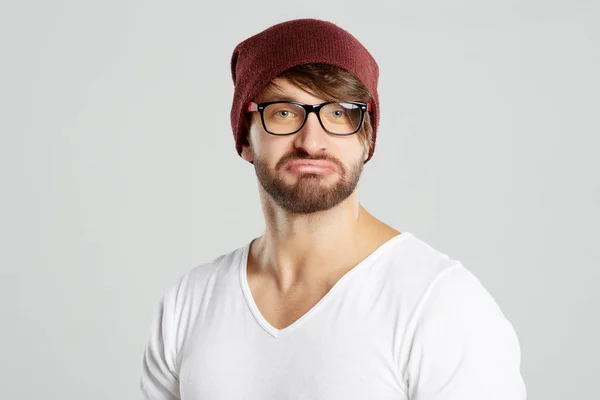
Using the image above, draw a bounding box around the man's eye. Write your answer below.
[327,108,347,119]
[273,109,296,118]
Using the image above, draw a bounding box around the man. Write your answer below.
[140,18,526,399]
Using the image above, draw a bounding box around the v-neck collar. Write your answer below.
[238,232,413,338]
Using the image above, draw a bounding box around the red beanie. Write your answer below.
[230,18,380,163]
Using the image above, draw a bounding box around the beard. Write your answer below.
[252,148,365,214]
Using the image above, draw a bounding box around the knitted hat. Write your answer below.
[230,18,380,163]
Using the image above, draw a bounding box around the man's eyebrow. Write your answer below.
[257,95,297,103]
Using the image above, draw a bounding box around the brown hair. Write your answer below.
[243,63,374,153]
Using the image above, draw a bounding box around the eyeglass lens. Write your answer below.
[263,103,363,135]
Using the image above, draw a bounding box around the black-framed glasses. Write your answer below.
[246,100,372,136]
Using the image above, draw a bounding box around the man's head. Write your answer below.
[229,18,380,214]
[230,18,380,162]
[241,64,371,214]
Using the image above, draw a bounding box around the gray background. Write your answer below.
[1,0,598,399]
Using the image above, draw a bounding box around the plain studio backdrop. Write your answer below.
[1,0,598,399]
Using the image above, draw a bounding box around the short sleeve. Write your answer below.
[405,265,527,400]
[140,287,181,400]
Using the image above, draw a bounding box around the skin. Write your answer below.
[241,78,400,330]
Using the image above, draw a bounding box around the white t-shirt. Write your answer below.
[140,231,526,399]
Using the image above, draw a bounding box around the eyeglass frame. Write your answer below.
[246,100,372,136]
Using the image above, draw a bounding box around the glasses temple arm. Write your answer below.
[246,102,258,112]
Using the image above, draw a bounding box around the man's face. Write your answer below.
[241,78,369,214]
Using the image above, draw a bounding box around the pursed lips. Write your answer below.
[284,159,337,173]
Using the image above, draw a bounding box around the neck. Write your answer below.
[250,189,388,291]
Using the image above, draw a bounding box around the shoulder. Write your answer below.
[141,243,248,374]
[160,243,246,314]
[386,233,509,320]
[139,243,247,399]
[385,234,525,398]
[377,232,463,309]
[378,232,514,337]
[401,261,526,399]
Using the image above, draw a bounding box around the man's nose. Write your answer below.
[292,112,329,155]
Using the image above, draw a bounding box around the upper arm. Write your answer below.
[140,288,181,400]
[405,265,527,400]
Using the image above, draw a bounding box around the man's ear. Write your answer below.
[241,136,254,164]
